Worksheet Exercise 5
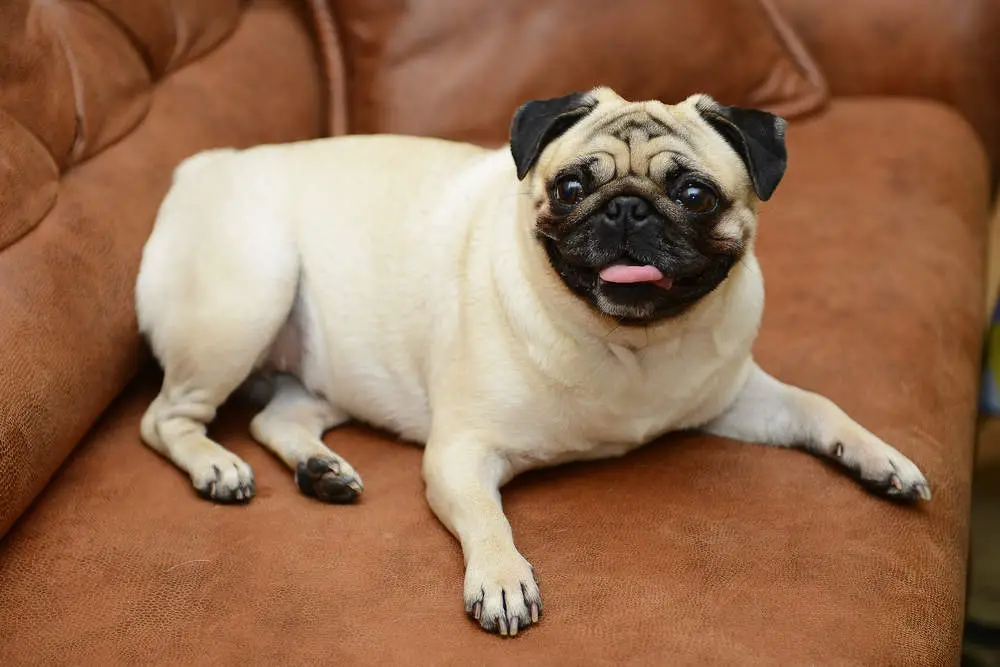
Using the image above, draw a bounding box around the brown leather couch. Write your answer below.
[0,1,997,664]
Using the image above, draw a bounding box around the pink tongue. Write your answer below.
[599,263,673,289]
[600,263,663,283]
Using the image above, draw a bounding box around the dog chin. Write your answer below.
[594,281,710,325]
[594,288,660,322]
[594,282,676,323]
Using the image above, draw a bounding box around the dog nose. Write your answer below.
[603,195,650,226]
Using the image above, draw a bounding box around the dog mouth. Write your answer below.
[598,261,674,290]
[597,259,726,292]
[540,235,737,324]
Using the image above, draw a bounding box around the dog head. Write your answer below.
[510,87,787,325]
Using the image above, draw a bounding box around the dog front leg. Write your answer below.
[703,362,931,502]
[422,438,541,636]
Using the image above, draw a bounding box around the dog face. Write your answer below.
[510,88,787,325]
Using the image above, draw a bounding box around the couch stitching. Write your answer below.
[755,0,830,118]
[308,0,349,136]
[80,0,159,80]
[166,0,187,73]
[44,3,87,165]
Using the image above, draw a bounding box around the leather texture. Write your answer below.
[0,99,988,666]
[0,0,324,539]
[773,0,1000,173]
[0,0,242,179]
[327,0,829,145]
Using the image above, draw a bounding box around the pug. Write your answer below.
[135,87,931,636]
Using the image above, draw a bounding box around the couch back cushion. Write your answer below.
[326,0,828,146]
[0,0,241,251]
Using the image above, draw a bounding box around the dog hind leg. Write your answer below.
[137,151,300,503]
[249,374,361,503]
[702,361,931,502]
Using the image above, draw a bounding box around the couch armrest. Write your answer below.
[0,0,324,538]
[773,0,1000,174]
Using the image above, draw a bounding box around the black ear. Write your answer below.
[510,92,596,180]
[696,99,788,201]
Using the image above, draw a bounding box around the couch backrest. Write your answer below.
[319,0,829,146]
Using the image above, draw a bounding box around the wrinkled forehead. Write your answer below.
[537,100,748,192]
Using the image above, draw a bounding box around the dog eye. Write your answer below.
[674,182,718,214]
[553,175,587,209]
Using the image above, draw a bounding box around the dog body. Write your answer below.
[136,89,929,636]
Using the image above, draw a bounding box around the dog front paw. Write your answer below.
[829,435,931,503]
[191,451,255,504]
[464,550,541,636]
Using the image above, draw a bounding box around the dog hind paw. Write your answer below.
[857,462,932,502]
[834,439,931,503]
[295,456,363,503]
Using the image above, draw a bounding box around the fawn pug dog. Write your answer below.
[136,87,931,636]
